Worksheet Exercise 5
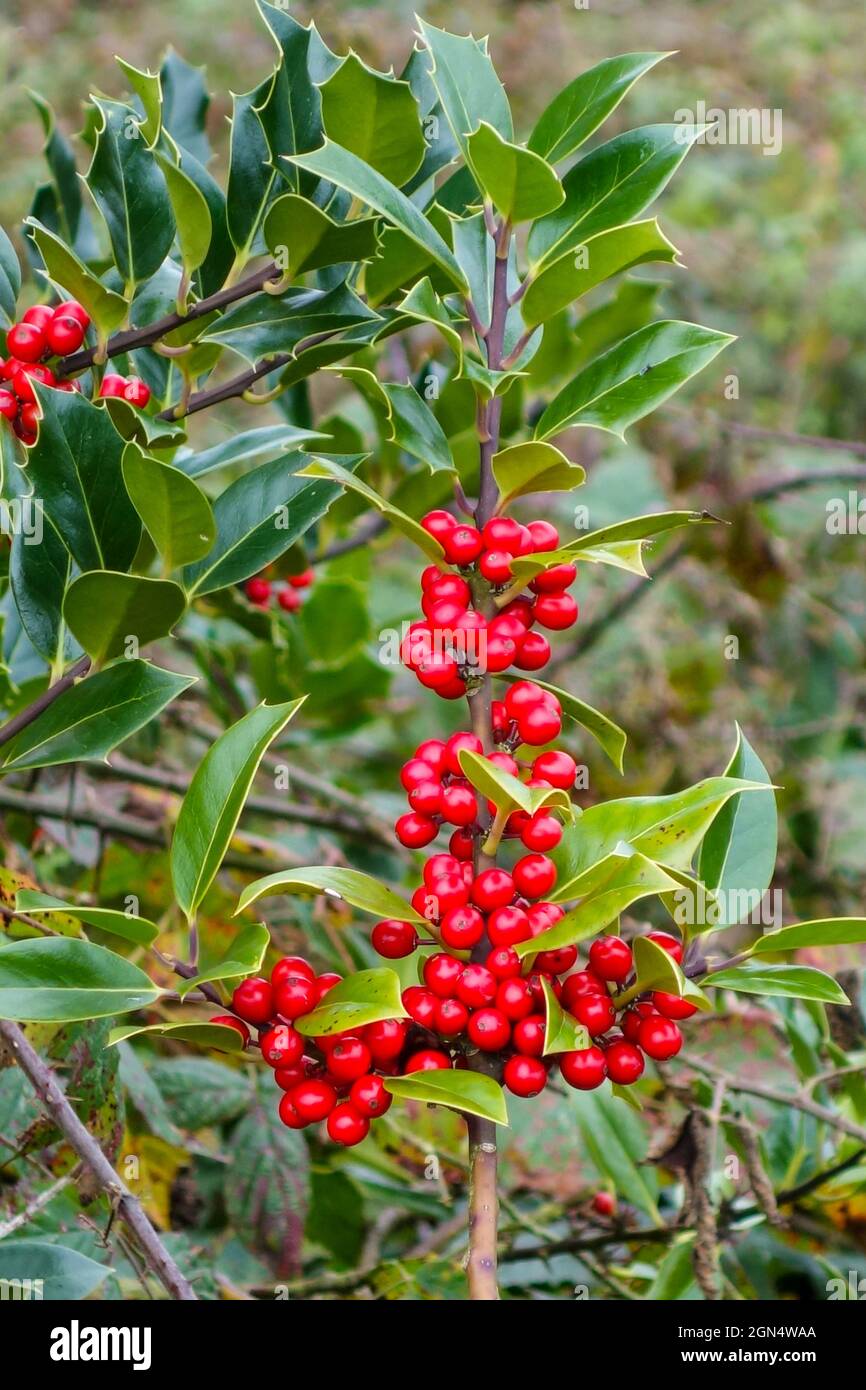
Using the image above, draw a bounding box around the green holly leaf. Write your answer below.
[225,80,277,260]
[466,122,563,222]
[62,571,186,666]
[25,220,127,337]
[385,1068,509,1125]
[83,98,175,287]
[177,923,271,998]
[295,968,408,1038]
[109,1021,247,1053]
[517,853,680,957]
[535,320,734,441]
[457,748,572,818]
[236,866,426,924]
[10,501,74,667]
[15,890,159,946]
[0,225,21,328]
[522,219,679,328]
[153,147,213,279]
[529,52,672,162]
[703,963,849,1005]
[542,978,590,1055]
[0,661,194,773]
[201,281,379,366]
[416,19,512,160]
[494,673,626,772]
[491,441,585,506]
[0,938,161,1022]
[122,443,216,572]
[263,194,379,278]
[320,53,426,187]
[297,455,446,560]
[171,698,306,921]
[750,918,866,954]
[332,366,454,473]
[697,726,778,930]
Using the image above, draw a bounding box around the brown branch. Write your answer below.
[717,418,866,459]
[0,656,90,751]
[156,329,341,422]
[0,1019,197,1299]
[681,1055,866,1146]
[56,261,282,377]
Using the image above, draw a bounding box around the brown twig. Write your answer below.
[0,656,90,751]
[0,1019,196,1299]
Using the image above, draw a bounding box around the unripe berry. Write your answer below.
[327,1103,369,1146]
[369,917,419,961]
[604,1039,645,1085]
[589,936,633,982]
[232,977,274,1026]
[260,1023,304,1068]
[208,1015,250,1048]
[638,1016,683,1060]
[467,1006,510,1051]
[504,1054,547,1097]
[512,1013,546,1057]
[560,1045,607,1090]
[291,1078,337,1123]
[652,991,698,1021]
[349,1073,392,1118]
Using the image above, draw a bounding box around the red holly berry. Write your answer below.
[22,304,54,330]
[349,1073,392,1118]
[512,853,557,899]
[260,1024,304,1068]
[646,931,684,964]
[271,956,316,986]
[12,362,55,402]
[425,870,469,915]
[455,964,498,1009]
[527,519,560,551]
[444,731,483,776]
[45,314,86,356]
[440,905,485,950]
[592,1191,615,1217]
[560,972,607,1009]
[520,813,562,853]
[314,973,342,1002]
[395,812,439,848]
[98,373,128,399]
[604,1039,645,1085]
[534,593,578,629]
[327,1103,370,1146]
[402,986,438,1028]
[512,1014,546,1057]
[571,993,616,1037]
[496,977,534,1021]
[232,977,274,1026]
[434,996,470,1037]
[621,1000,658,1042]
[504,1054,547,1097]
[245,576,271,606]
[56,299,90,329]
[517,704,562,745]
[404,1049,452,1073]
[371,919,419,959]
[440,783,478,826]
[328,1037,373,1083]
[479,549,513,584]
[514,631,551,670]
[589,936,633,982]
[402,757,440,792]
[481,517,527,552]
[278,1093,306,1128]
[560,1045,607,1090]
[423,852,461,886]
[638,1015,683,1059]
[486,946,521,980]
[274,975,317,1020]
[467,1006,511,1051]
[448,826,475,860]
[652,990,698,1020]
[483,633,518,673]
[365,1018,407,1064]
[278,587,301,612]
[443,524,483,565]
[0,389,18,420]
[274,1064,306,1091]
[423,952,463,998]
[208,1015,250,1048]
[7,322,46,363]
[471,868,515,912]
[532,750,577,788]
[291,1078,338,1123]
[486,905,530,948]
[530,562,577,594]
[288,567,314,588]
[534,944,577,975]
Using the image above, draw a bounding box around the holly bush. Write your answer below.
[0,7,864,1304]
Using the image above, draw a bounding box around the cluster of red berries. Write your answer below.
[244,567,314,613]
[215,954,411,1147]
[394,703,568,851]
[97,372,152,408]
[400,511,577,698]
[0,301,89,443]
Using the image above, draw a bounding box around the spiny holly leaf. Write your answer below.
[416,18,512,159]
[26,385,141,574]
[542,978,590,1055]
[0,661,195,773]
[153,147,213,281]
[83,97,175,286]
[263,194,379,278]
[237,866,426,924]
[535,320,734,441]
[171,698,306,921]
[295,968,408,1038]
[10,501,74,667]
[528,52,672,162]
[466,122,564,222]
[297,455,446,560]
[703,962,850,1005]
[385,1068,509,1125]
[285,141,468,292]
[458,748,572,818]
[225,80,276,260]
[0,225,21,328]
[332,367,453,473]
[201,282,379,367]
[0,938,162,1022]
[528,123,705,271]
[63,571,186,666]
[25,218,126,336]
[320,53,426,187]
[15,890,159,946]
